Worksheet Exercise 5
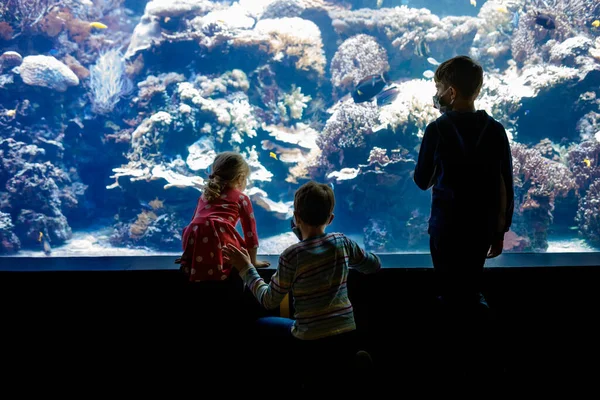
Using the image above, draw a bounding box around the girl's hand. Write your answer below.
[254,260,271,268]
[223,245,252,271]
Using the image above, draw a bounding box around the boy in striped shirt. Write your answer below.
[223,181,381,342]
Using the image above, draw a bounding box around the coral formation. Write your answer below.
[15,55,79,92]
[511,143,577,251]
[577,178,600,247]
[330,34,389,93]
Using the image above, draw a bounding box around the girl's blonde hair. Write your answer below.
[203,152,250,202]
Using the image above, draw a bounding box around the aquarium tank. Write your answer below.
[0,0,599,258]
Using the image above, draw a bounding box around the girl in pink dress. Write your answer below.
[178,152,270,282]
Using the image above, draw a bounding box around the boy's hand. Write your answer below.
[223,245,252,271]
[486,240,504,258]
[254,260,271,268]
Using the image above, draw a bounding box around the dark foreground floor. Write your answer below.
[1,265,600,395]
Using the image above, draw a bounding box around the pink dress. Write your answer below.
[180,187,259,282]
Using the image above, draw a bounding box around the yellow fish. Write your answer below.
[592,20,600,28]
[357,89,363,96]
[497,5,508,13]
[269,152,278,160]
[89,22,108,29]
[584,158,592,167]
[38,232,43,242]
[5,109,16,117]
[470,0,476,7]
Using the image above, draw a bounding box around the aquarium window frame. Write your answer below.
[0,252,598,271]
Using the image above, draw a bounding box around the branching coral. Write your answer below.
[89,49,133,114]
[177,82,259,145]
[4,0,60,38]
[278,85,312,120]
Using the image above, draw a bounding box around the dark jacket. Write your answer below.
[414,110,514,241]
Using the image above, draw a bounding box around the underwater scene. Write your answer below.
[0,0,600,258]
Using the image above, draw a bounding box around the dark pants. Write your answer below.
[429,233,491,308]
[428,234,501,377]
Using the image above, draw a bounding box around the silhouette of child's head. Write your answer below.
[433,56,483,111]
[294,181,335,227]
[203,152,250,201]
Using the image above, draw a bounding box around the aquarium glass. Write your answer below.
[0,0,599,258]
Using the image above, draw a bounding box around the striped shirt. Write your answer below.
[239,233,381,340]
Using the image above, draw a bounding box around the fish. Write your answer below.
[352,73,388,103]
[89,22,108,29]
[49,49,59,56]
[414,39,430,58]
[140,201,154,211]
[427,57,440,66]
[511,11,520,28]
[269,152,278,160]
[535,13,556,30]
[592,20,600,28]
[376,86,399,106]
[470,0,476,7]
[377,0,383,8]
[5,109,16,117]
[423,70,435,79]
[497,5,509,13]
[38,232,52,256]
[583,158,592,168]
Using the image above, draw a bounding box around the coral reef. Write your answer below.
[89,49,133,114]
[329,6,478,77]
[0,211,20,254]
[577,178,600,247]
[330,34,389,93]
[315,99,379,176]
[511,142,577,251]
[15,55,79,92]
[0,138,83,250]
[567,140,600,193]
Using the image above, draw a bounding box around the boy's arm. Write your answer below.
[345,237,381,274]
[239,253,295,310]
[413,123,440,190]
[496,127,515,241]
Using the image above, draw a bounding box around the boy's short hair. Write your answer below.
[434,55,483,100]
[294,181,335,226]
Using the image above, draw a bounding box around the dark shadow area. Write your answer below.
[1,260,600,392]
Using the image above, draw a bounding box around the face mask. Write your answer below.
[433,87,454,113]
[291,217,303,241]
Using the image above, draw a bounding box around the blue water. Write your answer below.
[0,0,599,258]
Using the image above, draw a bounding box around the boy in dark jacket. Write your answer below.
[414,56,514,309]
